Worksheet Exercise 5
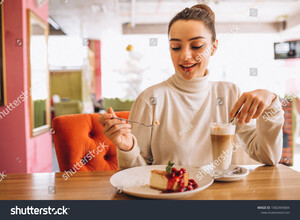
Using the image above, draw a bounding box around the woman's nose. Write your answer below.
[180,48,192,61]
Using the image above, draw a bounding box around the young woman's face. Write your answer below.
[169,20,218,80]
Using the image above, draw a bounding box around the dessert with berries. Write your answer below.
[150,161,198,193]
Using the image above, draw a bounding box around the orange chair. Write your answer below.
[52,112,130,172]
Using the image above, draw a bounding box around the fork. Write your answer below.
[99,114,155,127]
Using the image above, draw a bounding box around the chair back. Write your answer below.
[52,112,130,172]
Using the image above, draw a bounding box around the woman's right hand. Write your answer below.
[98,107,133,151]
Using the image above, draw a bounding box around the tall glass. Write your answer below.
[210,122,236,176]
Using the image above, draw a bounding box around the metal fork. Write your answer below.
[99,114,155,127]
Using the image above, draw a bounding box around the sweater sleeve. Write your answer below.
[234,86,284,165]
[116,95,153,169]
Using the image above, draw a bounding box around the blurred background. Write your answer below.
[0,0,300,174]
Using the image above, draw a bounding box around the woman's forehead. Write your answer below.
[169,20,211,40]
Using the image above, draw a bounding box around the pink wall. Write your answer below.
[0,0,52,174]
[0,0,27,174]
[94,40,102,100]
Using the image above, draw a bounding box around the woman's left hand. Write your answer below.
[229,89,276,124]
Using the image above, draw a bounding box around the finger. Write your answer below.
[253,102,266,119]
[238,97,254,124]
[107,107,128,124]
[109,129,133,150]
[230,93,247,118]
[245,98,260,123]
[103,120,123,134]
[98,113,114,126]
[104,122,131,136]
[106,123,131,136]
[107,107,117,118]
[108,128,132,139]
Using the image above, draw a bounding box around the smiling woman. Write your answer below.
[168,4,217,80]
[168,20,217,80]
[98,4,284,170]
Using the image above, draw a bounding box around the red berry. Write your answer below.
[187,186,193,191]
[180,182,185,188]
[172,168,177,172]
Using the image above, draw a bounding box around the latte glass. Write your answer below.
[210,122,236,176]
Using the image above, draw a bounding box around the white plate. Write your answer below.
[110,165,214,199]
[213,165,249,182]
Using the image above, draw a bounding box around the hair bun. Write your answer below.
[191,4,215,21]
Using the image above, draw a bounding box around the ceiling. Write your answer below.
[49,0,300,38]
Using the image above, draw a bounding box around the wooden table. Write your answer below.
[0,164,300,200]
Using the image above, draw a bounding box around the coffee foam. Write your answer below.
[210,123,236,135]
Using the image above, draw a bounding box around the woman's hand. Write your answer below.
[229,89,276,124]
[98,107,133,151]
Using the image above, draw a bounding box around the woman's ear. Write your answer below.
[210,39,218,56]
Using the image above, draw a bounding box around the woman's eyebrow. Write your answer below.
[169,36,205,42]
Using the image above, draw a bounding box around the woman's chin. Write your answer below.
[178,71,199,80]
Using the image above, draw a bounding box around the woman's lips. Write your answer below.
[179,63,197,72]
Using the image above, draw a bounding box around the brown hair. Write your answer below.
[168,4,216,42]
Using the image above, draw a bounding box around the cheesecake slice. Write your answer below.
[150,169,189,192]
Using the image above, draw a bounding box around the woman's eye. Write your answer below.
[171,47,181,51]
[192,45,203,50]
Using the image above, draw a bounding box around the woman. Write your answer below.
[98,4,284,169]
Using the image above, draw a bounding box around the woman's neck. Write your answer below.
[169,69,210,94]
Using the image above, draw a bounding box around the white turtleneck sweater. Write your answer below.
[117,72,284,169]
